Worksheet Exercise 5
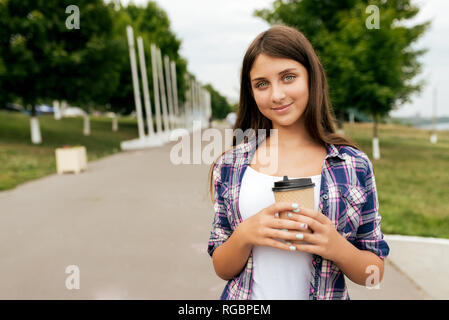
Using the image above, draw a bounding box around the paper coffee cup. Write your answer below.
[272,176,315,244]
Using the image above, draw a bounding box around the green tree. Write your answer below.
[204,84,232,120]
[0,55,10,108]
[0,0,122,143]
[338,1,429,147]
[0,0,121,112]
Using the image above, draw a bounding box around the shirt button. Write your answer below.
[323,195,329,200]
[316,257,322,263]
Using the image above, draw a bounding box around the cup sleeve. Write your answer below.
[353,156,390,259]
[207,161,233,258]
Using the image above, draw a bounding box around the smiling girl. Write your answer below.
[207,25,390,300]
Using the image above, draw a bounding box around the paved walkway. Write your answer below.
[0,126,445,299]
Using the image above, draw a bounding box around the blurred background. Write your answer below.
[0,0,448,299]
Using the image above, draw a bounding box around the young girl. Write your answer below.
[207,25,390,300]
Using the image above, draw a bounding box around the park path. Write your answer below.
[0,125,431,299]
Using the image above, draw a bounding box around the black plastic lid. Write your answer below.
[272,176,315,192]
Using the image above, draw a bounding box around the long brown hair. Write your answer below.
[208,24,359,203]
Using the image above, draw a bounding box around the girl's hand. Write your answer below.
[283,206,347,261]
[236,202,311,251]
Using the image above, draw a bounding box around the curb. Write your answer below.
[384,234,449,245]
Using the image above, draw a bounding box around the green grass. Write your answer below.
[0,111,138,191]
[344,122,449,239]
[1,112,449,238]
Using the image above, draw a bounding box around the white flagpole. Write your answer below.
[137,36,155,137]
[156,47,170,136]
[164,55,175,130]
[184,74,191,131]
[170,61,179,119]
[150,44,163,138]
[126,26,145,140]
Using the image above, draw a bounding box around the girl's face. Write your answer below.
[250,54,309,128]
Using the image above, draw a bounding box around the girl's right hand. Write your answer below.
[236,202,311,251]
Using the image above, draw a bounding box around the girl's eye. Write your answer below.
[256,81,267,88]
[255,75,296,89]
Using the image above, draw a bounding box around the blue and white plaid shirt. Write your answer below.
[207,131,390,300]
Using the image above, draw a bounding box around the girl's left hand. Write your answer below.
[285,207,347,262]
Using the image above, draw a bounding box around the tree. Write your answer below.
[0,55,10,108]
[0,0,122,143]
[255,0,430,159]
[204,84,232,120]
[338,1,429,158]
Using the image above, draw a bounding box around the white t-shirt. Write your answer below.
[239,165,321,300]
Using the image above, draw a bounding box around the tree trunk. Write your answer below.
[372,112,380,160]
[53,100,62,120]
[112,115,118,132]
[29,104,42,144]
[30,104,36,117]
[336,110,345,135]
[83,114,90,136]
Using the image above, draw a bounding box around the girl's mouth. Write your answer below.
[271,103,292,114]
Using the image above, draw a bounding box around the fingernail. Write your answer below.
[296,233,304,240]
[281,229,288,232]
[300,223,307,229]
[287,213,293,218]
[286,241,292,245]
[274,213,279,218]
[293,208,300,213]
[289,246,296,251]
[292,203,298,209]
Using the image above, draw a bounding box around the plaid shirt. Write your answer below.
[207,131,390,300]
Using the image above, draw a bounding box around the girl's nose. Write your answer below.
[271,83,287,104]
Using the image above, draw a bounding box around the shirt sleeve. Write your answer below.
[207,158,233,258]
[353,155,390,259]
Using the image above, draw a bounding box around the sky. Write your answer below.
[119,0,449,118]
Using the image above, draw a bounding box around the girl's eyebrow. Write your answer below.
[251,68,297,82]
